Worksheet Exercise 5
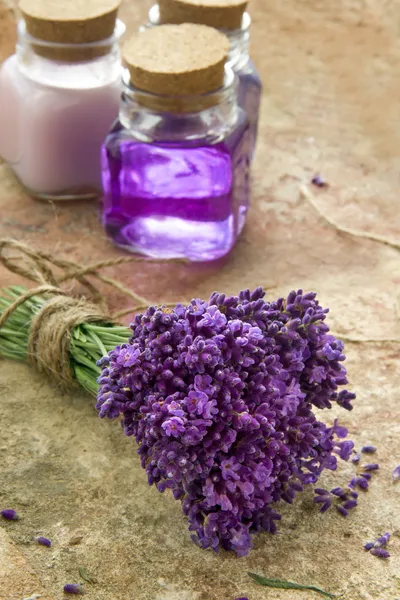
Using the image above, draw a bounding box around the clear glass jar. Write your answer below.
[101,67,251,262]
[145,6,261,158]
[0,20,125,201]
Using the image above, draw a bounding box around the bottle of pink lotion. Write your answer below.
[0,0,125,201]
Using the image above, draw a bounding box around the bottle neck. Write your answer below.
[119,67,241,144]
[15,19,125,89]
[145,6,251,69]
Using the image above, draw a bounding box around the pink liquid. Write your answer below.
[102,119,251,261]
[0,55,121,199]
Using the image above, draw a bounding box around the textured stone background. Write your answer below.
[0,0,400,599]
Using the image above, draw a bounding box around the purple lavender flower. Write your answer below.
[370,548,390,559]
[392,465,400,483]
[314,488,332,513]
[63,584,85,594]
[375,532,390,547]
[336,505,348,517]
[311,174,328,188]
[96,288,355,556]
[351,453,361,464]
[362,463,379,472]
[36,536,51,547]
[361,445,377,454]
[364,542,374,551]
[1,509,18,521]
[349,476,369,490]
[342,499,357,510]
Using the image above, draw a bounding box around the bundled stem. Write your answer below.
[0,286,131,395]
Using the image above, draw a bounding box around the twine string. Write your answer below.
[0,239,181,383]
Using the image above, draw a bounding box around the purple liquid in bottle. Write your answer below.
[102,116,251,261]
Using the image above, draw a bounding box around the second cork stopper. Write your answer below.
[158,0,248,31]
[123,24,230,101]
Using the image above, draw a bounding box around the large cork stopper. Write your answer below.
[18,0,121,61]
[123,24,230,113]
[158,0,248,31]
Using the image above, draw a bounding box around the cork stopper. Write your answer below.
[158,0,248,31]
[123,24,230,112]
[19,0,121,61]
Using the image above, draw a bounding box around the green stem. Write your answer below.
[0,286,132,396]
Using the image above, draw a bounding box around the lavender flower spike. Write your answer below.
[392,465,400,483]
[96,288,355,556]
[1,509,19,521]
[63,584,85,595]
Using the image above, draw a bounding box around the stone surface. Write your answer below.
[0,0,400,599]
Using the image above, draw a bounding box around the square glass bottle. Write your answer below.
[102,24,251,262]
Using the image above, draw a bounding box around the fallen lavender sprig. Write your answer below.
[97,288,356,556]
[364,532,391,559]
[248,572,336,598]
[314,486,358,517]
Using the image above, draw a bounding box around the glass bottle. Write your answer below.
[0,0,125,201]
[102,24,251,262]
[145,1,262,158]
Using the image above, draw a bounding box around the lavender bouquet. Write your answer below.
[0,286,355,556]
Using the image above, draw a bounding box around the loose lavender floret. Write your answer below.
[362,463,379,472]
[351,452,361,464]
[364,542,374,551]
[336,505,348,517]
[314,489,332,513]
[63,584,84,595]
[1,509,18,521]
[392,465,400,483]
[311,175,328,188]
[349,476,369,490]
[361,445,377,454]
[375,532,390,547]
[36,536,51,547]
[96,288,355,557]
[370,548,390,559]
